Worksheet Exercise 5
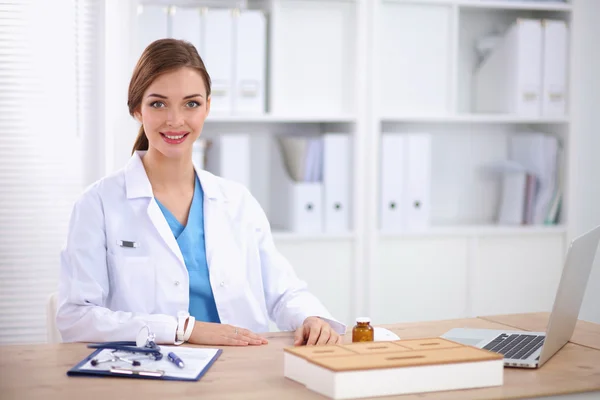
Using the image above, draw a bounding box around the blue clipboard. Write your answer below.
[67,346,222,381]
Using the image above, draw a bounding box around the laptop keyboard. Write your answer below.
[482,333,545,360]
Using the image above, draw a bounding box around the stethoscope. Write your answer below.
[88,325,163,366]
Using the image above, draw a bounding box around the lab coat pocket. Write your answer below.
[107,253,156,313]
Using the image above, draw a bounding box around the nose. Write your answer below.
[166,108,184,127]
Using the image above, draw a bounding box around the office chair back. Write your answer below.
[46,291,62,343]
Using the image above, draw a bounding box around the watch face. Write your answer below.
[136,325,150,348]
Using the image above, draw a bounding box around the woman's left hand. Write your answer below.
[294,316,343,346]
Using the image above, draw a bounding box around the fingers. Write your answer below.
[305,323,321,346]
[224,335,251,346]
[294,325,305,346]
[316,327,331,345]
[236,327,268,345]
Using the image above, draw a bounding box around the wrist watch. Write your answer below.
[176,311,190,344]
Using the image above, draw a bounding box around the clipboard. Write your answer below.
[67,345,222,381]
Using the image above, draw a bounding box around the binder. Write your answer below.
[205,134,250,189]
[404,134,432,231]
[137,5,169,56]
[380,133,406,232]
[68,345,221,381]
[509,133,559,225]
[497,170,528,225]
[322,134,351,232]
[474,19,543,115]
[233,10,266,114]
[541,19,568,116]
[169,7,203,54]
[203,9,234,114]
[271,137,323,233]
[192,139,209,170]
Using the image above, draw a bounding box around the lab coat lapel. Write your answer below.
[147,198,185,267]
[124,151,185,267]
[196,170,229,273]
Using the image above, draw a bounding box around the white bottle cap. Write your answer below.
[356,317,371,324]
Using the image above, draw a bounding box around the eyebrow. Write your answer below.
[147,93,204,99]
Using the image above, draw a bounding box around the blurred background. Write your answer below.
[1,0,599,345]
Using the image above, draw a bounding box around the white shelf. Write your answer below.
[379,224,567,238]
[206,114,356,123]
[382,0,572,12]
[380,114,570,124]
[457,0,572,12]
[272,231,356,242]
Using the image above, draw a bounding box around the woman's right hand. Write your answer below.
[188,321,269,346]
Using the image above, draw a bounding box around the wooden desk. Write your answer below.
[2,313,599,400]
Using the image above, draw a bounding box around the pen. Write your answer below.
[167,351,185,368]
[110,367,164,377]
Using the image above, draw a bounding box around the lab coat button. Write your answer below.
[220,281,225,287]
[174,281,180,286]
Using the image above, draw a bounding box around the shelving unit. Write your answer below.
[117,0,577,328]
[369,0,573,325]
[380,114,569,123]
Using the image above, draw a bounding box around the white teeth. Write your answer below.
[164,134,185,140]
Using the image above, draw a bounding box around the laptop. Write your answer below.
[442,224,600,369]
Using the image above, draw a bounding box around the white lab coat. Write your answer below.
[57,151,345,343]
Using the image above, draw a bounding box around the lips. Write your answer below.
[160,131,189,144]
[161,131,188,140]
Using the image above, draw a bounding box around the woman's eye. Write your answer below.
[186,101,200,108]
[150,101,165,108]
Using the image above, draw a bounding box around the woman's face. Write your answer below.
[135,67,210,159]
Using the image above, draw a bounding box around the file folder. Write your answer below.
[405,134,432,231]
[271,137,323,233]
[205,134,250,189]
[192,139,209,170]
[137,5,169,55]
[474,18,543,116]
[233,10,266,115]
[322,134,351,232]
[380,133,406,232]
[509,133,559,225]
[541,19,568,116]
[203,9,234,114]
[498,170,528,225]
[169,7,202,54]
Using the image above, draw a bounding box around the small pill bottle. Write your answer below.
[352,317,374,343]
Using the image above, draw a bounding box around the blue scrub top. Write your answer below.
[155,174,221,323]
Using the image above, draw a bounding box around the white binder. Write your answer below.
[541,19,568,116]
[169,7,202,54]
[474,19,543,116]
[203,9,233,114]
[271,138,323,233]
[404,134,432,231]
[205,134,250,189]
[233,10,266,115]
[192,139,209,170]
[498,171,527,226]
[137,6,169,56]
[322,134,351,232]
[380,133,406,232]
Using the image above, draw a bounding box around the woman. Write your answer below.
[56,39,345,347]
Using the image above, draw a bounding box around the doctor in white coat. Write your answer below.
[56,38,345,346]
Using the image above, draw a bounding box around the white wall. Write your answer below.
[570,0,600,324]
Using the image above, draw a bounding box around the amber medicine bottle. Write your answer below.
[352,317,374,342]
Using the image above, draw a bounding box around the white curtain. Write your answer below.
[0,0,101,344]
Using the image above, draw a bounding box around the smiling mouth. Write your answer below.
[161,132,188,139]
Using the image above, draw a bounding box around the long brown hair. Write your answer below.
[128,39,212,154]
